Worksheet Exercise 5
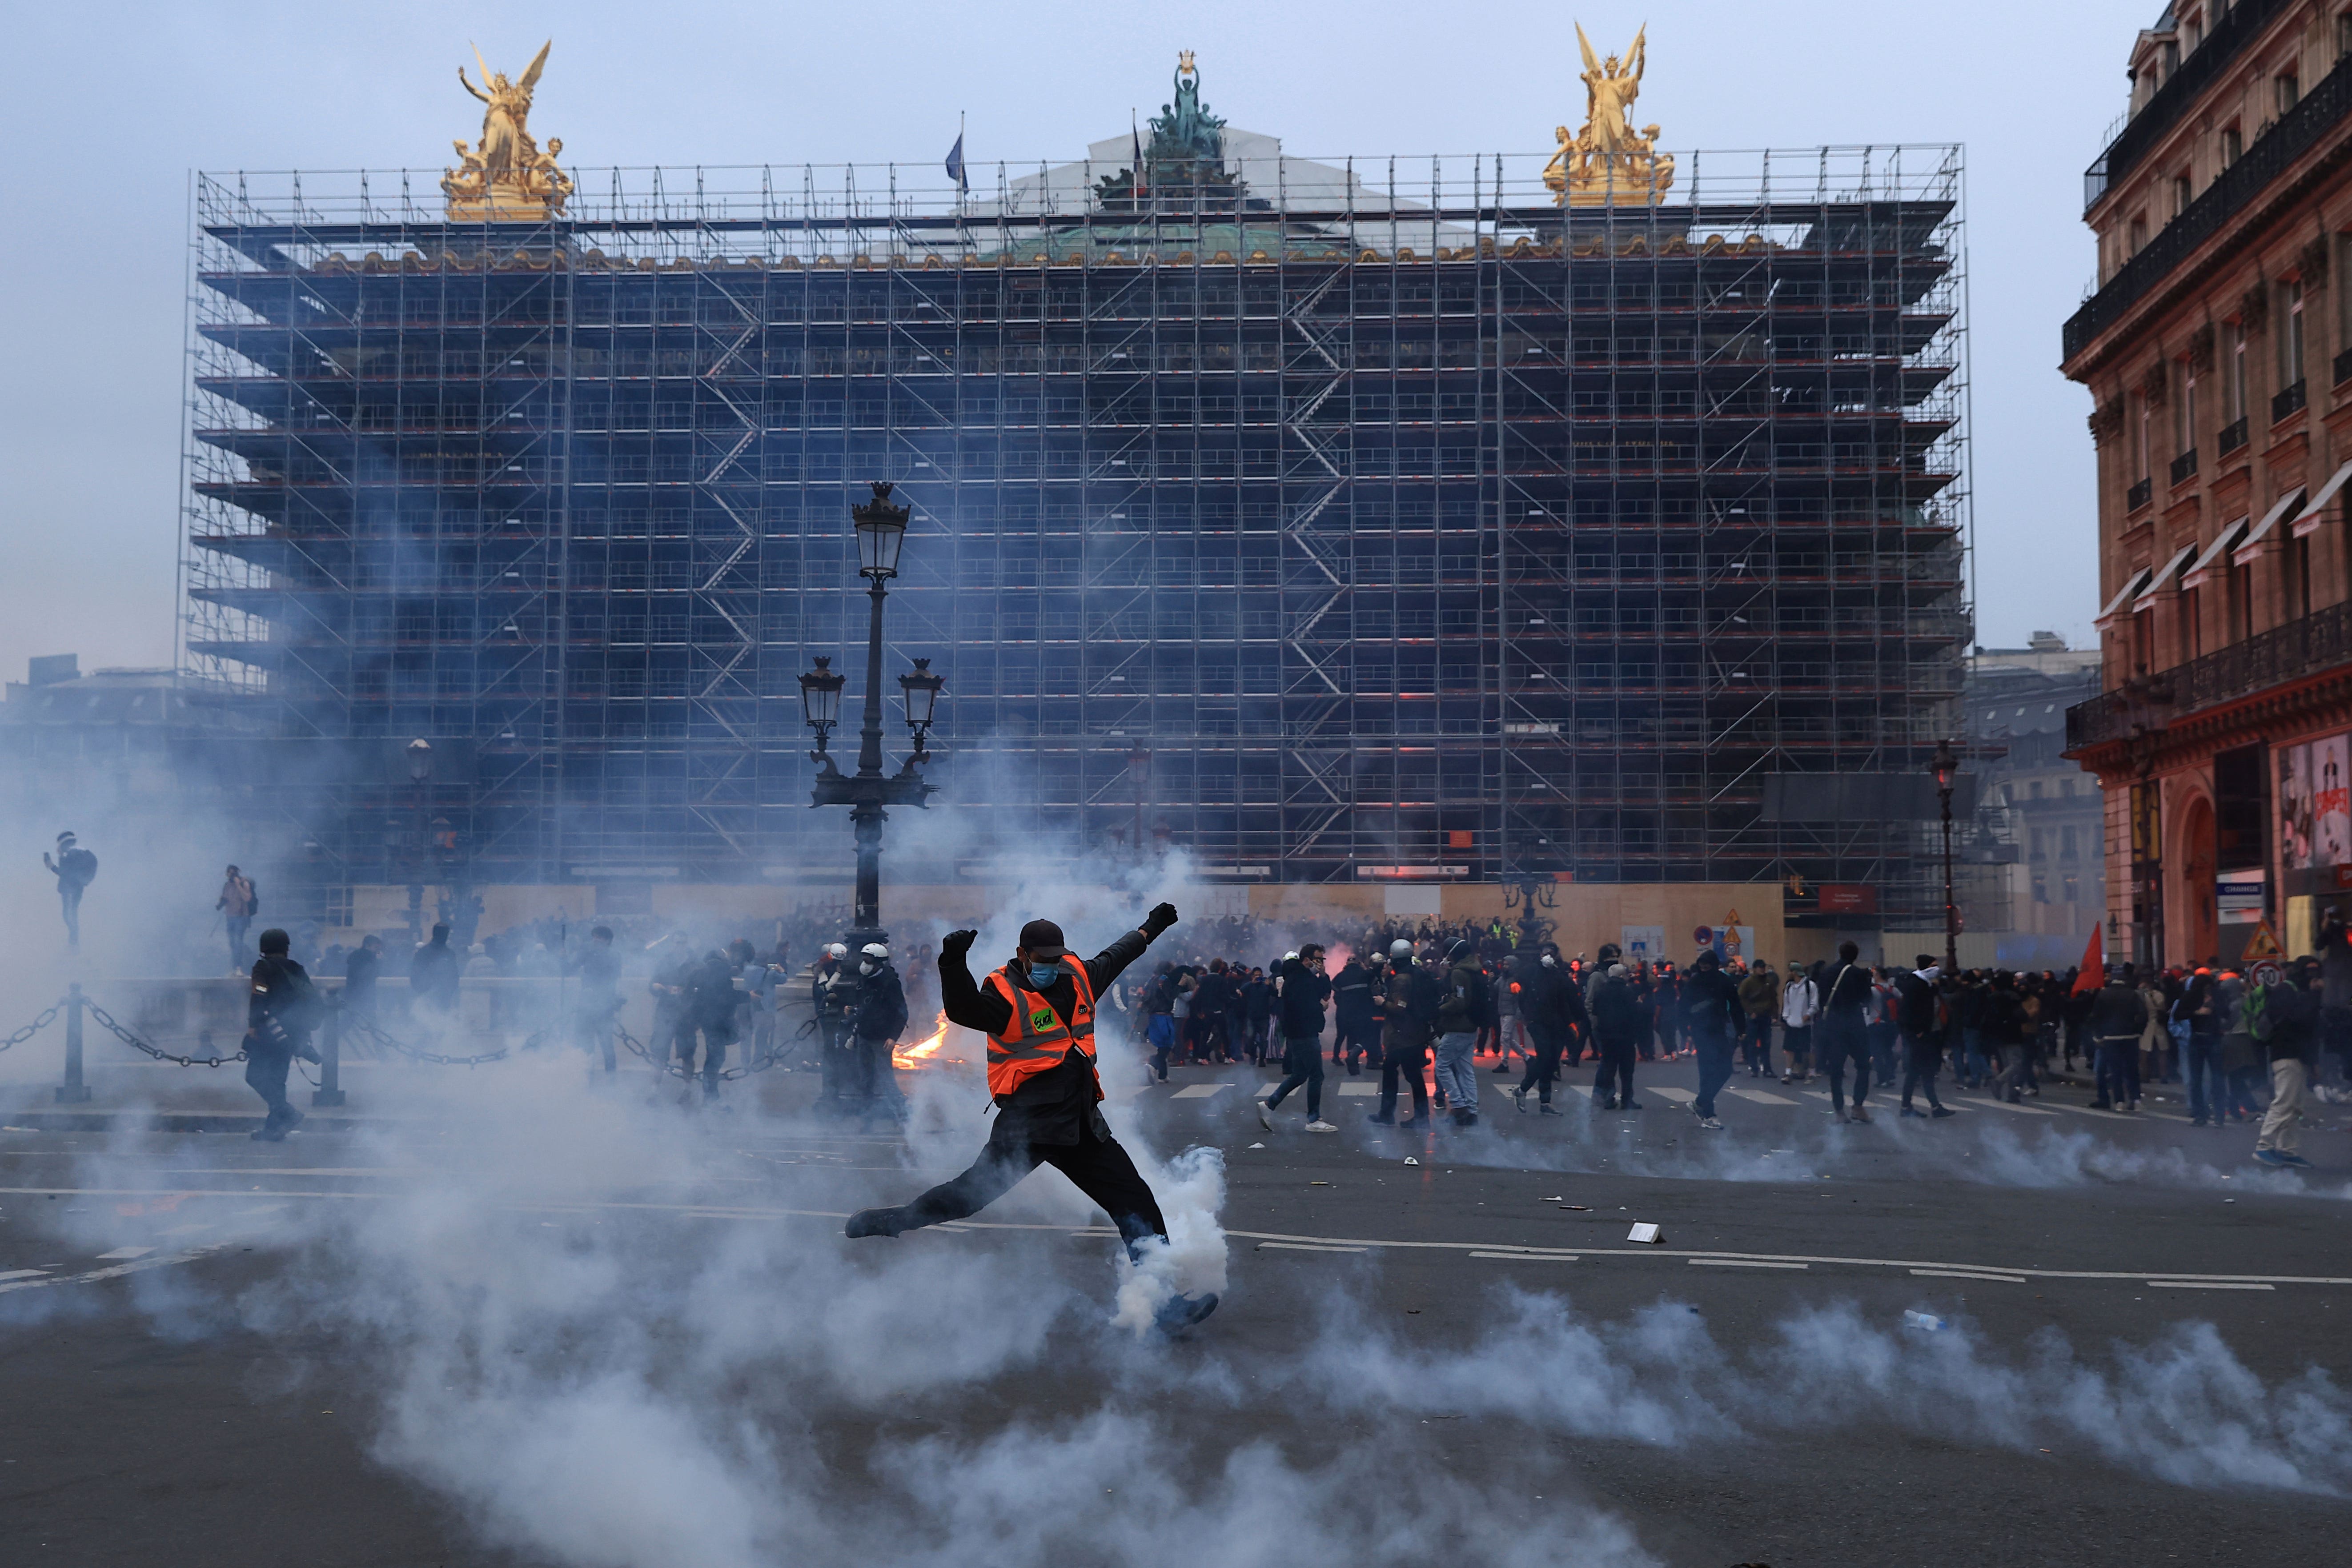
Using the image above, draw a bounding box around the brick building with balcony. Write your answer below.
[2067,0,2352,966]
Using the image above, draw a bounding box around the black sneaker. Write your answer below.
[844,1207,910,1239]
[1366,1113,1397,1126]
[1930,1107,1956,1119]
[1899,1107,1926,1119]
[1621,1099,1643,1111]
[1511,1086,1529,1112]
[1599,1096,1618,1110]
[1156,1291,1220,1332]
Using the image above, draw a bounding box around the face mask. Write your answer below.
[860,961,878,976]
[1028,961,1062,988]
[1541,955,1556,968]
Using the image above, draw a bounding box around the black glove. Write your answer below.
[1142,902,1178,939]
[942,929,979,959]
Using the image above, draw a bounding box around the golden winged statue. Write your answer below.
[442,40,574,219]
[1544,23,1675,206]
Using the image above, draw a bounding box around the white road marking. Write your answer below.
[1959,1095,2055,1117]
[1469,1250,1579,1261]
[1256,1240,1365,1254]
[0,1267,49,1283]
[1338,1083,1380,1097]
[1727,1087,1797,1105]
[1688,1258,1808,1270]
[1170,1084,1229,1099]
[1650,1087,1696,1103]
[1911,1268,2027,1284]
[95,1247,156,1261]
[2146,1279,2275,1291]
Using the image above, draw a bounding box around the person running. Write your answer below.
[1818,941,1877,1123]
[1681,948,1742,1130]
[1261,945,1337,1133]
[845,904,1218,1331]
[1511,944,1584,1115]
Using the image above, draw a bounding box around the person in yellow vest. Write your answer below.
[844,903,1217,1330]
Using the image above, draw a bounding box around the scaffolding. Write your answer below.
[181,139,1968,917]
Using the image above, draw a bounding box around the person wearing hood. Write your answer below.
[1680,947,1743,1130]
[1432,938,1489,1126]
[42,831,97,951]
[244,927,323,1141]
[1893,955,1954,1118]
[850,941,910,1122]
[1589,961,1644,1110]
[1331,950,1380,1075]
[1818,941,1878,1122]
[845,904,1219,1333]
[676,946,744,1103]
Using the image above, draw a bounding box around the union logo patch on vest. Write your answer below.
[1029,1004,1056,1032]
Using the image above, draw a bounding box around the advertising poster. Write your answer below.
[1620,926,1665,963]
[2319,734,2352,867]
[2280,742,2315,870]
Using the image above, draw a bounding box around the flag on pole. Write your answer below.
[2070,925,2103,993]
[1132,112,1146,197]
[944,127,968,194]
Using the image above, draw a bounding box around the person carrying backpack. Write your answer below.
[43,831,98,951]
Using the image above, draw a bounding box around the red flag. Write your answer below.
[2070,926,2103,994]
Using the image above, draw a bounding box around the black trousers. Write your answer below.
[904,1117,1168,1260]
[1517,1022,1566,1103]
[1899,1031,1945,1110]
[1821,1016,1871,1111]
[1334,1016,1381,1068]
[678,1021,733,1089]
[244,1044,294,1124]
[1594,1037,1637,1103]
[1379,1039,1430,1120]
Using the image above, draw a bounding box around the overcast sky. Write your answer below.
[0,0,2149,682]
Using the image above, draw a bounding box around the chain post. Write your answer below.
[313,1006,346,1107]
[56,983,91,1104]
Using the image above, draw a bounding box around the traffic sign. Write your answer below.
[1693,925,1714,946]
[2251,958,2285,989]
[2242,919,2284,964]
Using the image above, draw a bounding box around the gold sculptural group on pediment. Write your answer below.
[1544,23,1675,207]
[442,40,574,220]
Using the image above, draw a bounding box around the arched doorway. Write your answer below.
[2177,794,2217,965]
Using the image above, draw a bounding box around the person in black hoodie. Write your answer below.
[1589,962,1644,1110]
[1510,944,1585,1114]
[1893,955,1954,1118]
[1680,948,1743,1129]
[2253,958,2320,1167]
[1262,946,1337,1131]
[245,928,322,1142]
[2088,964,2150,1112]
[1331,952,1379,1074]
[1818,941,1878,1123]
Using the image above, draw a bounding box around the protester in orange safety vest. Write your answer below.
[844,902,1219,1331]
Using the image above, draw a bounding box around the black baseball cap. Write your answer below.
[1019,919,1067,959]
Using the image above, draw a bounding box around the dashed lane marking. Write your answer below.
[1170,1084,1230,1099]
[1469,1250,1580,1261]
[1689,1258,1808,1270]
[1338,1083,1381,1097]
[1726,1087,1798,1105]
[1910,1268,2028,1284]
[1956,1094,2056,1117]
[94,1247,156,1261]
[1650,1087,1697,1103]
[0,1267,49,1283]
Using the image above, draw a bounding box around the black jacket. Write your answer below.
[1280,959,1333,1038]
[851,961,908,1041]
[247,955,321,1055]
[409,938,461,1006]
[1590,974,1642,1045]
[1892,970,1939,1037]
[1331,961,1377,1025]
[2087,983,2148,1043]
[1678,965,1742,1040]
[941,926,1154,1144]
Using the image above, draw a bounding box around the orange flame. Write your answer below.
[892,1010,953,1071]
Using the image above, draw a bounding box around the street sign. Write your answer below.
[2241,919,2284,963]
[1693,925,1714,946]
[2251,958,2285,989]
[1724,908,1742,926]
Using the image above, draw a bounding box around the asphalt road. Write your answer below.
[2,1050,2348,1568]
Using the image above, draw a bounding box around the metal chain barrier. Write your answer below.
[348,1018,509,1068]
[0,1000,64,1054]
[83,998,246,1067]
[618,1024,796,1081]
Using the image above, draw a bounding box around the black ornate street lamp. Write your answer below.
[1932,737,1959,976]
[803,482,940,949]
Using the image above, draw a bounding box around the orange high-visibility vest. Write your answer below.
[982,962,1098,1099]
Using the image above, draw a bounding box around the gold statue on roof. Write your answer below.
[442,40,574,219]
[1544,23,1675,206]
